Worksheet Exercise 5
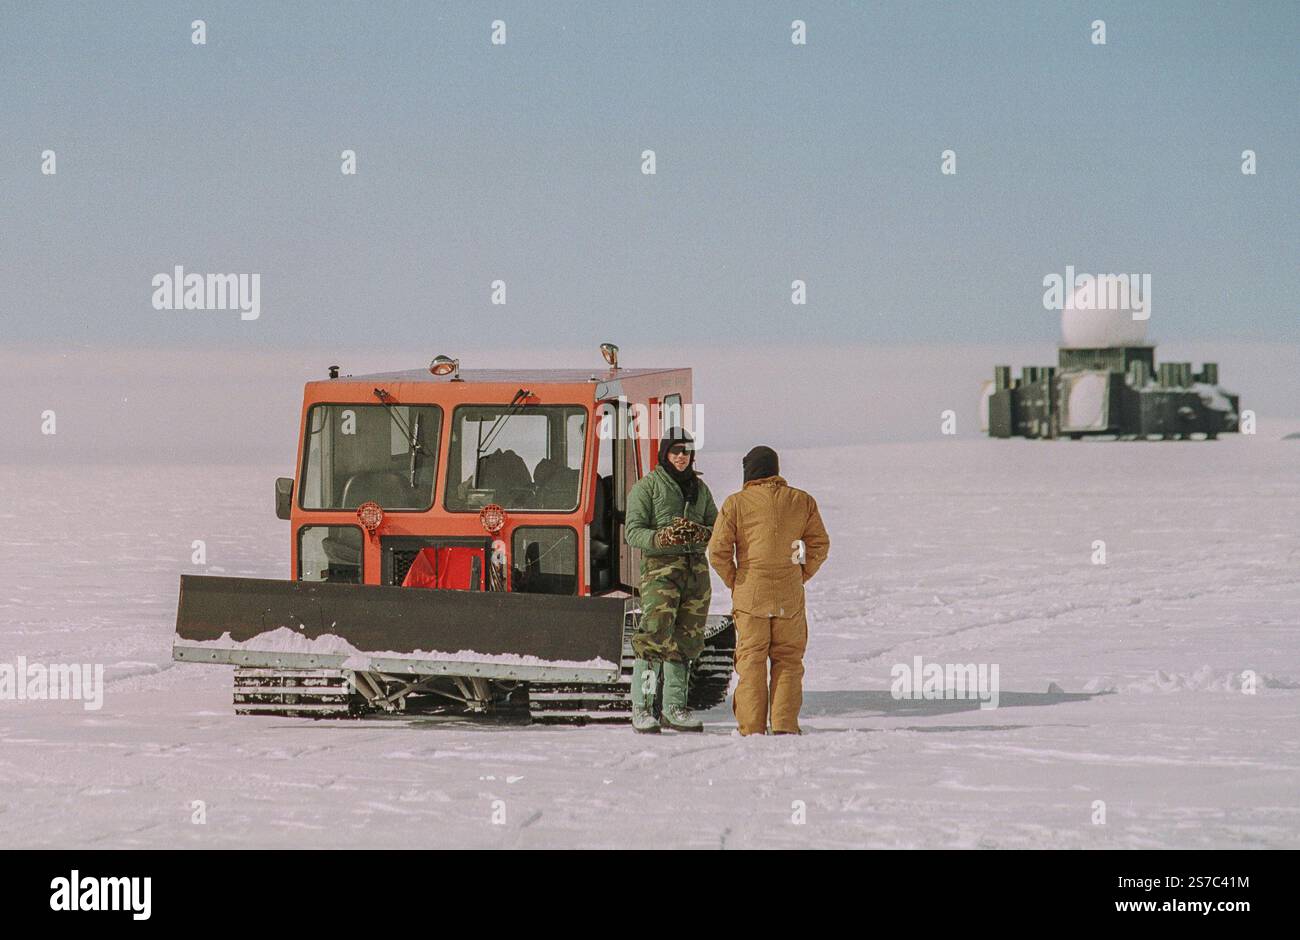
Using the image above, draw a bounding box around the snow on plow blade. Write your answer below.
[172,575,624,683]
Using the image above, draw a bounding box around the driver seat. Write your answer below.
[340,471,413,509]
[477,449,531,493]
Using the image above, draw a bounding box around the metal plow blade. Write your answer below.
[172,575,625,684]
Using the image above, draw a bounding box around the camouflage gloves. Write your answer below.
[653,516,712,548]
[679,519,713,545]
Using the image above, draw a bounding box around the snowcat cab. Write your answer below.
[172,346,735,722]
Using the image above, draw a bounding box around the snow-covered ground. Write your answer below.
[2,431,1298,848]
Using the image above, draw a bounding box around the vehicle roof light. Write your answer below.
[430,355,462,380]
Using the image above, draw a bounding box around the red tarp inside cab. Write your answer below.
[401,546,485,590]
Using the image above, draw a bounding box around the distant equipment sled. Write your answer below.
[172,346,734,722]
[982,345,1240,440]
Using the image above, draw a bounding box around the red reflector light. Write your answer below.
[479,504,506,534]
[356,501,384,535]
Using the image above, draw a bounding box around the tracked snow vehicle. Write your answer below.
[172,346,735,722]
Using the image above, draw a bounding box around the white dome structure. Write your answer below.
[1060,283,1149,348]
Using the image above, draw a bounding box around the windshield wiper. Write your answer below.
[476,388,531,460]
[472,388,532,488]
[408,411,423,487]
[373,388,430,488]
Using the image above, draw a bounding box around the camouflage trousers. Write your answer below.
[632,553,712,663]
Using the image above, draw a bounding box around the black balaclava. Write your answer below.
[742,445,780,483]
[658,427,699,504]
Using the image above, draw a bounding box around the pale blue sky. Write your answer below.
[3,0,1296,351]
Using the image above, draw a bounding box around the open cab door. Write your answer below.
[610,397,643,594]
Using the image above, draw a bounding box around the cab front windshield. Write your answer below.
[300,403,442,510]
[446,404,585,512]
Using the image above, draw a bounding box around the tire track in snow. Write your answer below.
[847,578,1251,664]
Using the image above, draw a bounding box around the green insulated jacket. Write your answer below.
[624,466,719,556]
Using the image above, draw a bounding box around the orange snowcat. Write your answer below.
[172,345,735,722]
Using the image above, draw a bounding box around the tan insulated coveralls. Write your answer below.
[707,476,830,734]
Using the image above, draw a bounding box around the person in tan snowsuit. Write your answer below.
[707,446,829,735]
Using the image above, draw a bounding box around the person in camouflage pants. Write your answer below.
[635,552,711,663]
[623,429,717,733]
